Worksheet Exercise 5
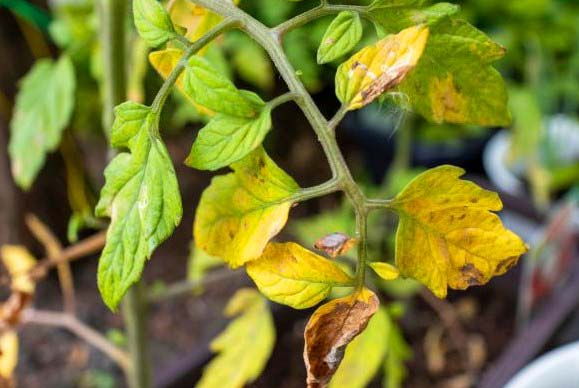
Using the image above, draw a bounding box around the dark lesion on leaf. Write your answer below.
[460,263,485,286]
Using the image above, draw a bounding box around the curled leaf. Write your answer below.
[330,308,389,388]
[317,11,363,64]
[194,147,299,268]
[304,288,379,387]
[369,262,400,281]
[335,25,429,110]
[314,232,357,258]
[391,165,528,297]
[247,242,353,309]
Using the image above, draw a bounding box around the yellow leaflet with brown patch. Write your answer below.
[148,49,213,116]
[391,165,528,298]
[303,288,379,388]
[335,25,429,110]
[246,242,354,309]
[194,147,299,268]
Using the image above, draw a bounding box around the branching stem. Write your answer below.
[188,0,388,288]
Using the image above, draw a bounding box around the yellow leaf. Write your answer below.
[330,307,389,388]
[168,0,239,42]
[246,242,354,309]
[0,330,18,381]
[196,288,275,388]
[304,288,379,388]
[391,165,528,298]
[0,245,37,294]
[369,262,400,281]
[194,147,299,268]
[148,48,213,116]
[336,25,429,110]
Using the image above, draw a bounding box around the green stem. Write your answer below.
[151,18,239,116]
[189,0,371,288]
[99,1,149,387]
[99,0,127,139]
[122,281,151,388]
[273,2,369,36]
[267,92,299,109]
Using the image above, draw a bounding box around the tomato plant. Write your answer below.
[2,0,529,387]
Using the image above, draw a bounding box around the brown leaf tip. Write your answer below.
[313,233,357,258]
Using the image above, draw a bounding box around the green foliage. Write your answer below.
[96,102,182,310]
[183,56,264,118]
[317,11,363,64]
[185,104,272,171]
[133,0,175,47]
[9,55,75,190]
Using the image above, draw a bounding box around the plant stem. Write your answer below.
[151,18,239,116]
[22,309,131,373]
[99,0,127,140]
[99,1,150,387]
[122,281,151,388]
[189,0,371,288]
[273,2,369,36]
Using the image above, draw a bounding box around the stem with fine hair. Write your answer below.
[98,1,150,387]
[188,0,376,288]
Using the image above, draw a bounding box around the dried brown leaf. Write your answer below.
[313,233,357,258]
[303,288,379,387]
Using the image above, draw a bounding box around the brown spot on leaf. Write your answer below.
[360,65,413,106]
[303,289,379,387]
[314,233,357,258]
[460,263,485,286]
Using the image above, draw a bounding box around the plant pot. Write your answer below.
[504,341,579,388]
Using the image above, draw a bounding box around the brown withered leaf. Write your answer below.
[313,233,357,258]
[303,288,379,387]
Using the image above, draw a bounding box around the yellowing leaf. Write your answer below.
[246,242,353,309]
[0,246,37,294]
[196,288,275,388]
[330,308,389,388]
[369,262,400,281]
[304,288,379,388]
[391,165,527,298]
[194,148,299,268]
[149,48,213,116]
[335,25,429,110]
[0,331,18,382]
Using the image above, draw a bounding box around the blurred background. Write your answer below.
[0,0,578,387]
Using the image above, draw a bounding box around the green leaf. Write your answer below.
[370,2,459,34]
[196,288,275,388]
[8,55,75,189]
[400,18,510,126]
[133,0,175,47]
[186,105,272,171]
[246,242,354,309]
[317,11,363,64]
[370,3,510,126]
[96,102,182,310]
[183,56,263,118]
[194,147,299,268]
[330,308,389,388]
